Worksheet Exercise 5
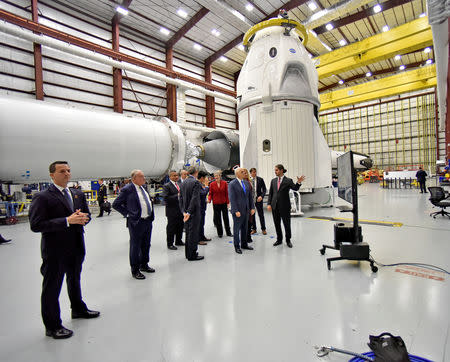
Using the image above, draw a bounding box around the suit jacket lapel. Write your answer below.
[49,184,73,213]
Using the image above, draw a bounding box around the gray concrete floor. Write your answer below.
[0,184,449,362]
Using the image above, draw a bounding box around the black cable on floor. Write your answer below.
[370,255,449,275]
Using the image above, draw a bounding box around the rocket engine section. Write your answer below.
[237,18,332,197]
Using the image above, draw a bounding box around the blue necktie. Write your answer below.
[241,180,246,193]
[63,188,74,211]
[140,186,152,214]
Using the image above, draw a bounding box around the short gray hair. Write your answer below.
[130,169,142,179]
[187,166,198,175]
[234,167,242,176]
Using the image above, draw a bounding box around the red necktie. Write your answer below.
[277,177,281,190]
[175,183,180,192]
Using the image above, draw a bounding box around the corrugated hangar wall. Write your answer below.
[319,89,444,171]
[0,0,237,130]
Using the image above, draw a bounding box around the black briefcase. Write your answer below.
[368,332,411,362]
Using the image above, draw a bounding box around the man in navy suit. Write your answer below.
[113,169,155,279]
[179,166,204,261]
[249,168,267,235]
[29,161,100,340]
[161,170,184,250]
[267,164,305,248]
[228,168,255,254]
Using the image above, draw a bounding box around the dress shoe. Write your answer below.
[273,241,282,246]
[140,265,155,273]
[235,247,242,254]
[218,234,223,238]
[242,245,253,250]
[262,230,267,235]
[175,241,185,246]
[250,229,256,235]
[132,271,146,279]
[226,233,233,237]
[247,239,253,243]
[107,211,111,215]
[198,241,208,245]
[72,309,100,319]
[188,255,204,261]
[200,237,212,241]
[0,237,12,244]
[168,245,177,250]
[46,326,73,339]
[286,241,293,248]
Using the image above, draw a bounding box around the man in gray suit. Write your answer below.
[228,168,255,254]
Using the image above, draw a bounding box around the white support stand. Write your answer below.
[290,190,304,216]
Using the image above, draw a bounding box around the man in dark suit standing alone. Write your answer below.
[416,166,427,193]
[29,161,100,339]
[161,170,184,250]
[249,168,267,235]
[112,169,155,280]
[228,168,255,254]
[97,178,108,217]
[267,164,305,248]
[179,166,204,261]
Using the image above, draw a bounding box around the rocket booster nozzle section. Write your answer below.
[197,131,240,170]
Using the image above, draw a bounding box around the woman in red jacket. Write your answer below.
[207,171,232,238]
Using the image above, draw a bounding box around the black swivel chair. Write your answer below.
[428,187,450,218]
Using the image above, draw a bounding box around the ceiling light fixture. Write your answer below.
[211,29,221,37]
[116,6,128,15]
[325,23,334,31]
[373,4,382,13]
[237,44,245,51]
[246,3,254,11]
[339,39,346,46]
[177,9,188,18]
[419,13,426,18]
[382,25,389,32]
[308,2,317,11]
[193,43,202,51]
[220,56,227,62]
[399,65,405,70]
[160,27,170,36]
[424,47,431,53]
[394,54,401,61]
[232,10,245,21]
[366,72,372,77]
[426,59,433,64]
[338,79,344,84]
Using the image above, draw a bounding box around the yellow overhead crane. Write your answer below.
[320,65,436,110]
[314,17,433,80]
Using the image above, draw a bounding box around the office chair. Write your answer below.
[428,187,450,218]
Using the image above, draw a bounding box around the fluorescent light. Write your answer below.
[366,72,372,77]
[245,3,254,11]
[426,59,433,64]
[325,23,334,31]
[399,65,405,70]
[424,47,431,53]
[116,6,128,15]
[323,43,332,52]
[339,39,346,46]
[232,10,245,21]
[177,9,188,18]
[219,56,227,62]
[419,13,426,18]
[160,27,170,36]
[308,2,317,11]
[193,43,202,51]
[382,25,389,32]
[373,4,382,13]
[211,29,221,37]
[338,80,344,84]
[394,54,401,61]
[237,44,245,51]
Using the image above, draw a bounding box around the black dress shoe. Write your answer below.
[218,234,223,238]
[242,245,253,250]
[46,326,73,339]
[247,239,253,243]
[168,245,178,250]
[226,233,233,237]
[200,237,212,241]
[132,271,146,279]
[286,241,293,248]
[273,241,282,246]
[175,241,185,246]
[188,255,204,261]
[235,247,242,254]
[0,238,12,244]
[140,265,155,273]
[72,309,100,319]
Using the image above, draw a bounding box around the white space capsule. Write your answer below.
[237,17,332,205]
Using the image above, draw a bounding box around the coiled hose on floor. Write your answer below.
[349,352,433,361]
